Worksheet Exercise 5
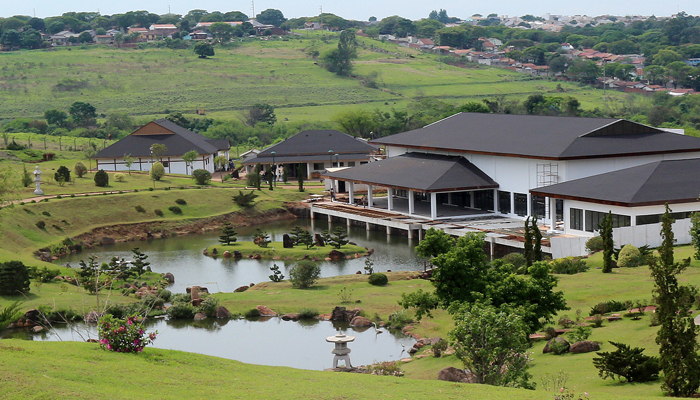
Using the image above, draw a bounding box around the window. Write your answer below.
[474,190,494,211]
[514,193,527,216]
[585,211,631,232]
[531,195,545,219]
[555,199,564,222]
[360,161,368,165]
[312,163,325,170]
[498,191,511,214]
[637,211,695,226]
[162,161,169,168]
[348,162,355,167]
[395,189,408,198]
[570,208,583,231]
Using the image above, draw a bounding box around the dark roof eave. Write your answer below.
[321,174,499,193]
[529,190,700,208]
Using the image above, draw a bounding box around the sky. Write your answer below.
[3,0,699,21]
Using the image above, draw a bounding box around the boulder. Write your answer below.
[234,285,249,293]
[283,234,294,248]
[190,286,201,301]
[570,341,601,354]
[211,248,218,255]
[331,306,347,321]
[194,312,207,321]
[281,313,301,321]
[252,254,261,260]
[84,311,101,323]
[31,325,45,333]
[216,306,231,319]
[223,251,232,258]
[350,316,373,327]
[437,367,478,384]
[256,305,277,316]
[314,234,325,247]
[543,336,570,354]
[328,250,345,261]
[101,237,115,245]
[163,272,175,284]
[24,309,41,323]
[233,251,242,258]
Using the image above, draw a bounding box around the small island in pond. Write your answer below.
[204,241,369,260]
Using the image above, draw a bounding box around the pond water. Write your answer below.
[5,318,415,371]
[56,218,427,293]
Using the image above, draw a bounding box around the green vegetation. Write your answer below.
[288,261,321,289]
[207,241,366,260]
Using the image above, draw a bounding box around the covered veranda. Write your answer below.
[322,153,501,220]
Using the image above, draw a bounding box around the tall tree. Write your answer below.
[69,101,97,127]
[246,103,276,126]
[219,222,238,245]
[209,22,235,44]
[256,9,286,27]
[532,216,543,262]
[523,217,533,267]
[600,212,614,273]
[321,29,357,76]
[649,204,700,397]
[182,150,199,175]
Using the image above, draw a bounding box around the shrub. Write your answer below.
[150,161,165,181]
[558,315,575,328]
[175,198,187,205]
[567,325,593,342]
[94,169,109,187]
[166,302,195,319]
[617,244,643,268]
[135,205,146,213]
[299,308,318,319]
[54,166,71,184]
[591,314,604,328]
[114,173,126,182]
[196,296,219,317]
[289,261,321,289]
[168,206,182,215]
[337,286,354,303]
[35,221,46,229]
[98,314,157,353]
[0,261,31,295]
[501,252,527,273]
[385,310,414,329]
[550,257,588,274]
[0,301,24,331]
[42,211,51,216]
[586,236,604,253]
[364,361,404,377]
[590,300,628,316]
[192,169,212,185]
[232,190,259,208]
[368,273,388,286]
[154,209,164,217]
[245,308,261,318]
[269,263,284,282]
[592,342,660,382]
[549,339,570,355]
[432,338,448,358]
[27,266,60,283]
[74,162,87,178]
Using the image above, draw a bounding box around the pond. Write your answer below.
[57,218,427,293]
[4,318,415,371]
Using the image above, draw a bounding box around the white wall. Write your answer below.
[95,154,215,175]
[565,151,700,181]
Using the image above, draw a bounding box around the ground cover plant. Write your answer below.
[205,240,365,260]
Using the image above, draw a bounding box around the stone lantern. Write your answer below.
[326,332,355,369]
[33,166,44,196]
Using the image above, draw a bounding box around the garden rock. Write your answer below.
[437,367,477,383]
[194,312,207,321]
[570,341,600,354]
[350,316,372,327]
[543,337,570,354]
[328,250,345,261]
[234,285,249,293]
[223,251,231,258]
[331,306,347,321]
[101,237,115,245]
[211,248,218,255]
[314,234,325,246]
[283,234,294,248]
[216,306,231,319]
[256,305,277,316]
[163,272,175,284]
[24,309,41,323]
[233,251,242,258]
[281,313,300,321]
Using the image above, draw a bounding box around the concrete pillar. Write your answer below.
[347,218,351,228]
[469,191,475,208]
[306,162,312,179]
[328,214,332,224]
[366,222,371,231]
[348,182,355,205]
[510,192,515,215]
[408,190,415,215]
[418,228,423,241]
[430,192,437,220]
[447,192,453,205]
[526,194,532,217]
[493,189,499,213]
[387,188,394,211]
[386,226,391,235]
[310,210,315,220]
[367,185,374,207]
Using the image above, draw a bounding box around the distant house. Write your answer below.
[241,130,378,180]
[95,35,113,45]
[145,24,179,40]
[195,21,243,29]
[49,31,80,46]
[93,119,230,175]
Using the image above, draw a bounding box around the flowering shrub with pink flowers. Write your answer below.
[97,314,157,353]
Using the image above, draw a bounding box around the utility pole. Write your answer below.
[252,0,255,18]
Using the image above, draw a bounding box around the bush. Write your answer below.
[432,339,448,358]
[368,273,388,286]
[150,161,165,181]
[98,314,157,353]
[232,190,259,208]
[567,325,593,342]
[385,310,414,329]
[154,209,163,217]
[74,162,88,178]
[289,261,321,289]
[558,315,575,328]
[135,205,146,213]
[168,206,182,214]
[592,342,660,382]
[166,302,195,319]
[550,257,588,274]
[114,173,126,182]
[586,236,604,253]
[27,266,60,283]
[175,198,187,205]
[94,169,109,187]
[245,308,261,318]
[0,261,31,295]
[55,166,71,184]
[197,296,219,317]
[549,339,570,355]
[617,244,643,268]
[591,314,605,328]
[501,253,527,273]
[192,169,212,185]
[590,300,628,316]
[35,221,46,229]
[299,308,319,319]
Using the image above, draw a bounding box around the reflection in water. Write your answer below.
[6,317,414,371]
[57,219,425,293]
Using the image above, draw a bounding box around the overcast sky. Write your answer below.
[3,1,699,21]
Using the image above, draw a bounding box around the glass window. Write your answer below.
[585,211,631,232]
[498,191,511,214]
[312,163,325,170]
[474,190,494,211]
[570,208,583,231]
[531,195,546,219]
[637,212,695,226]
[348,162,355,167]
[514,193,527,216]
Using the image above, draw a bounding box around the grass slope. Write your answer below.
[0,37,627,123]
[0,339,641,400]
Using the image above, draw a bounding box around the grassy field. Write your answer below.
[207,240,368,259]
[0,37,628,124]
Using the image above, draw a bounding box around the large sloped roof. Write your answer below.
[94,119,227,159]
[322,153,498,193]
[530,158,700,206]
[242,130,377,164]
[371,113,700,160]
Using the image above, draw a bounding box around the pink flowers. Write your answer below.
[97,313,158,354]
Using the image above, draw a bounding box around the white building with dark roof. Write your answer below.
[93,119,230,175]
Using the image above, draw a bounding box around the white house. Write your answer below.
[93,119,230,175]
